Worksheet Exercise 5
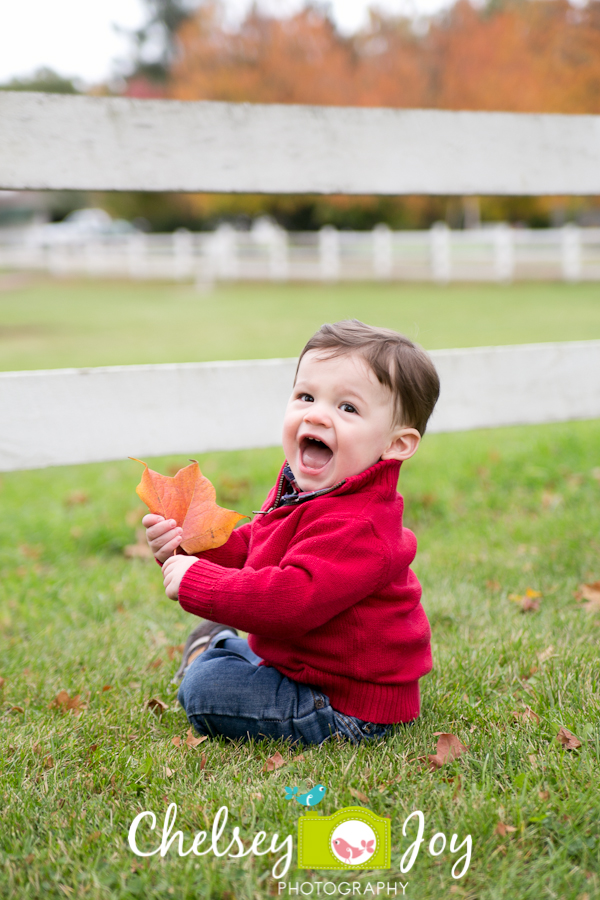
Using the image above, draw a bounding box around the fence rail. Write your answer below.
[2,94,600,196]
[2,222,599,284]
[2,341,599,472]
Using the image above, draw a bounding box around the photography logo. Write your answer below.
[297,807,391,871]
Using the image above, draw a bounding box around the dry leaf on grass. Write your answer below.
[511,707,540,725]
[428,733,468,769]
[575,581,600,612]
[0,677,5,689]
[349,787,369,804]
[44,755,54,769]
[49,690,86,715]
[147,658,163,670]
[162,766,175,778]
[167,644,185,660]
[64,490,90,507]
[123,530,153,560]
[509,587,542,613]
[495,822,517,836]
[8,705,24,714]
[131,458,246,554]
[171,736,181,748]
[538,789,550,801]
[146,698,168,715]
[185,728,207,748]
[101,685,112,692]
[556,727,582,750]
[263,750,286,772]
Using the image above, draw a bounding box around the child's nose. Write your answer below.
[303,403,331,427]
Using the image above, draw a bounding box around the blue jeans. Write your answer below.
[177,637,393,746]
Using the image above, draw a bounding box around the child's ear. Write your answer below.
[381,427,421,462]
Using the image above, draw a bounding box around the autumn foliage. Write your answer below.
[169,0,600,115]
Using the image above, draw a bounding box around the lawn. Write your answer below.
[1,277,600,371]
[1,278,599,899]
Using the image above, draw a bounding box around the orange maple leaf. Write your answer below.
[131,459,245,554]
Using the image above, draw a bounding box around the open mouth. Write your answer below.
[300,435,334,471]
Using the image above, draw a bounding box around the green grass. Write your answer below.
[1,423,600,899]
[1,277,600,370]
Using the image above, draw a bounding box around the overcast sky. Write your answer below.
[0,0,452,86]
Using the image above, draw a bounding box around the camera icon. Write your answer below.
[298,806,391,871]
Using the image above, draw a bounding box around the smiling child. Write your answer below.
[143,320,440,745]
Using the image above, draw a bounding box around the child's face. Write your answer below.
[282,350,419,492]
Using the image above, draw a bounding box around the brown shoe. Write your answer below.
[172,621,238,682]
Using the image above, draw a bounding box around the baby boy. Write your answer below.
[144,319,440,745]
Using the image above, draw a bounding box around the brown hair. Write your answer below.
[296,320,440,435]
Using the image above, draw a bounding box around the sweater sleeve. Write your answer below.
[177,515,391,638]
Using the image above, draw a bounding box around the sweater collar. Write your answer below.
[276,458,402,508]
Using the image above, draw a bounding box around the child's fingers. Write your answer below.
[146,519,181,543]
[142,513,164,528]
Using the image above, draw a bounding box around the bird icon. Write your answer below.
[284,784,327,806]
[331,837,375,861]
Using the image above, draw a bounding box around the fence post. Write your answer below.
[268,225,288,281]
[173,228,193,281]
[372,223,393,279]
[319,225,339,281]
[561,223,581,282]
[213,223,238,280]
[430,222,451,284]
[128,232,147,279]
[493,223,514,283]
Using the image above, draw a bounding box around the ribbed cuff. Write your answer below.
[178,559,228,620]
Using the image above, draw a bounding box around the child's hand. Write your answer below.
[142,513,183,563]
[162,555,198,600]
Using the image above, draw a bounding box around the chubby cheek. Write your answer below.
[281,416,298,461]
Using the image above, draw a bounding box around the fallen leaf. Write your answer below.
[511,707,540,725]
[146,698,168,715]
[521,596,541,613]
[64,490,89,507]
[163,766,175,778]
[147,658,163,670]
[171,735,181,747]
[528,754,538,768]
[556,727,582,750]
[486,580,501,591]
[428,733,468,769]
[349,787,369,803]
[167,644,185,660]
[0,677,5,689]
[538,790,550,801]
[577,581,600,612]
[293,753,305,763]
[185,727,208,748]
[263,750,286,772]
[525,588,542,598]
[44,755,54,769]
[49,691,86,714]
[101,685,112,692]
[123,529,153,560]
[495,822,517,836]
[199,753,207,770]
[9,706,24,714]
[131,459,246,554]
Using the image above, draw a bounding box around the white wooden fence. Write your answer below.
[2,222,599,284]
[1,93,599,470]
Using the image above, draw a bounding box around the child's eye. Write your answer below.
[298,393,314,402]
[340,403,357,414]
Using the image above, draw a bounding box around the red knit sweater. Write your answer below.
[178,458,431,724]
